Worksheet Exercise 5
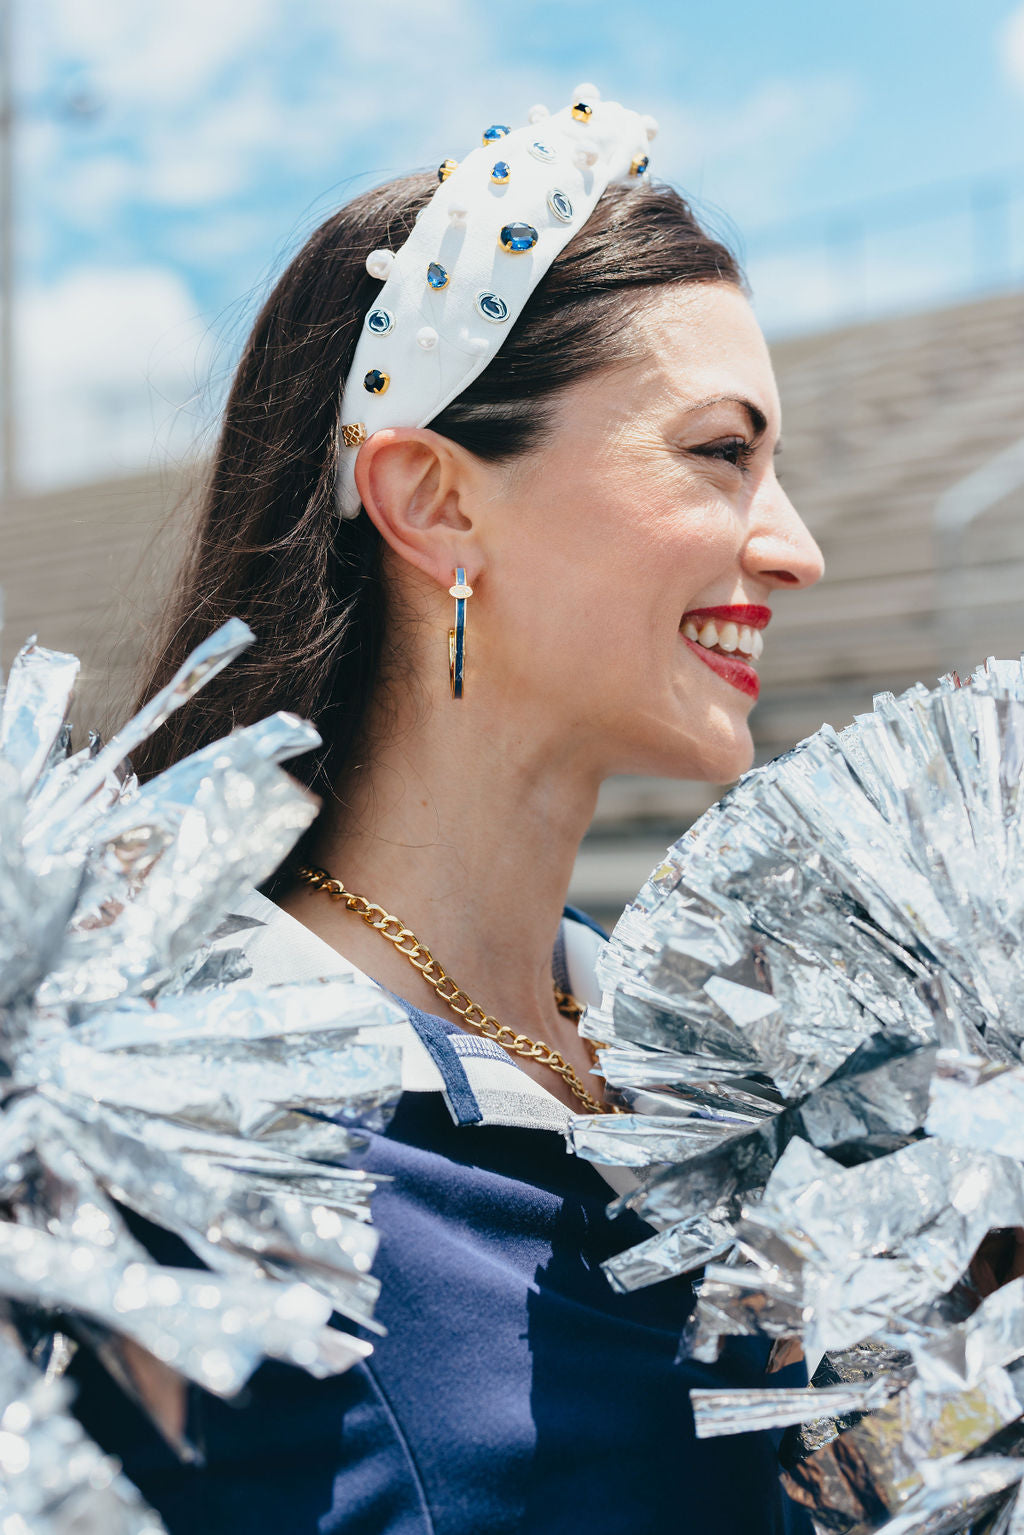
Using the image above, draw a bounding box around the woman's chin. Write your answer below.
[622,717,756,786]
[696,734,756,786]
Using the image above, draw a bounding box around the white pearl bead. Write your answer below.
[365,249,394,281]
[448,201,469,227]
[467,336,488,356]
[417,326,439,350]
[573,82,600,100]
[528,104,550,124]
[642,114,659,141]
[572,146,599,169]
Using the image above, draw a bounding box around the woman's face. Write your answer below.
[474,281,824,785]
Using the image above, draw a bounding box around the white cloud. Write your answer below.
[36,0,280,109]
[750,221,975,339]
[15,0,868,488]
[650,73,863,232]
[1003,3,1024,89]
[19,267,215,489]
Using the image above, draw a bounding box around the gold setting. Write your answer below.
[437,158,458,182]
[571,101,593,123]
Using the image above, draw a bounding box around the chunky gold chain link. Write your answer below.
[295,865,618,1115]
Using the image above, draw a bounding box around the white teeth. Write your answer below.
[684,615,766,660]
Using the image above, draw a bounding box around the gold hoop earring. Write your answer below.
[448,568,472,699]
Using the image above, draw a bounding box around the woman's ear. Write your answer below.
[354,427,478,586]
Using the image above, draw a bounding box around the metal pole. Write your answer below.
[0,0,14,499]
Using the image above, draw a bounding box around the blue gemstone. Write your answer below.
[426,261,449,290]
[546,188,573,223]
[631,154,650,176]
[529,140,557,163]
[482,124,511,145]
[363,369,389,395]
[490,160,511,184]
[366,307,394,335]
[499,221,538,254]
[476,290,510,324]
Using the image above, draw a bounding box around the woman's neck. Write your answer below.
[284,693,601,1044]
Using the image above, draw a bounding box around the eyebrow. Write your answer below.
[683,394,783,454]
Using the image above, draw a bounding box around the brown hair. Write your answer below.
[132,173,743,794]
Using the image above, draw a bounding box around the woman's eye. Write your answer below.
[689,437,756,469]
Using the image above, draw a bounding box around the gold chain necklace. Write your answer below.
[294,865,619,1115]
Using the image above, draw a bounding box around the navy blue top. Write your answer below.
[70,913,810,1534]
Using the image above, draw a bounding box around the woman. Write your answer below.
[76,91,823,1531]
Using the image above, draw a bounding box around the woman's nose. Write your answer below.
[743,479,825,590]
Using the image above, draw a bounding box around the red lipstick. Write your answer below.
[679,604,770,701]
[682,640,760,699]
[682,604,771,629]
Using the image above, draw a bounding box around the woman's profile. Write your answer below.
[75,87,824,1533]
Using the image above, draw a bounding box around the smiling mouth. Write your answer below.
[679,604,771,700]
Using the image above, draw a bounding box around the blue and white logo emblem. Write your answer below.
[476,291,510,324]
[366,307,394,335]
[546,188,573,223]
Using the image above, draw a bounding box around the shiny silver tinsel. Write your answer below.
[0,621,405,1531]
[569,658,1024,1535]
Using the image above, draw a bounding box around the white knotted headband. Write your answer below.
[336,86,657,518]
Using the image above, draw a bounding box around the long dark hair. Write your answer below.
[132,173,743,794]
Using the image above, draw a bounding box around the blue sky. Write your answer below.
[12,0,1024,487]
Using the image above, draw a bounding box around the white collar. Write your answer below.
[227,887,608,1136]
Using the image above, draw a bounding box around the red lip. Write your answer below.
[682,604,772,630]
[682,638,760,700]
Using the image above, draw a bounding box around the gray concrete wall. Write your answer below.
[4,286,1024,928]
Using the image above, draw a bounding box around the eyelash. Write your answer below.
[690,437,758,470]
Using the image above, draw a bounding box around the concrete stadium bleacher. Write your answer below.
[575,286,1024,923]
[3,286,1024,925]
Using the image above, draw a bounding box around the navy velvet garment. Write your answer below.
[71,1089,810,1534]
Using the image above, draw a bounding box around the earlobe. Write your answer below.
[354,427,476,585]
